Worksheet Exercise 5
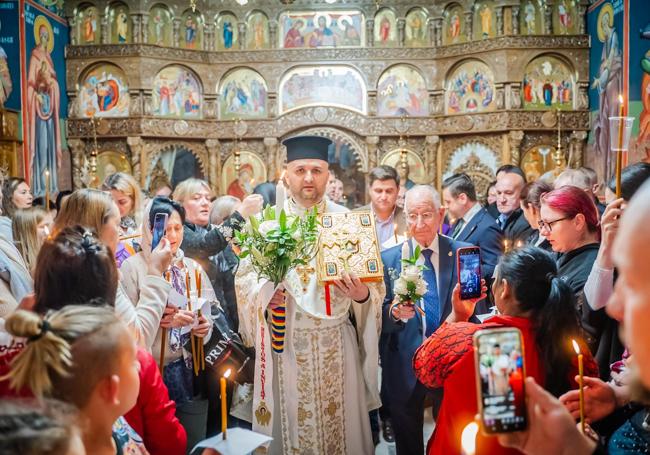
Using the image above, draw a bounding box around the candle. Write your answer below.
[195,267,202,299]
[572,339,585,434]
[401,240,410,261]
[503,239,510,253]
[221,368,232,439]
[185,270,191,301]
[460,421,479,455]
[616,95,625,198]
[276,171,286,221]
[44,169,50,210]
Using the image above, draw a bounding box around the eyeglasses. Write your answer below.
[538,216,570,233]
[406,212,436,224]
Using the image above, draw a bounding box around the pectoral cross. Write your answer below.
[296,265,315,292]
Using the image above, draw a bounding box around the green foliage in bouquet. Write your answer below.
[235,205,320,286]
[395,245,429,304]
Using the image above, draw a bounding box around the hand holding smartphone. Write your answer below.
[151,213,169,251]
[474,327,527,433]
[457,247,482,300]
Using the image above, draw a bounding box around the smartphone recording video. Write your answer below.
[474,328,527,433]
[151,213,169,252]
[458,247,482,300]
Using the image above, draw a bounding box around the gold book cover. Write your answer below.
[316,211,384,283]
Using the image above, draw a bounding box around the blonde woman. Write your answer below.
[55,189,173,348]
[4,306,147,454]
[173,178,262,291]
[102,172,143,235]
[11,207,50,274]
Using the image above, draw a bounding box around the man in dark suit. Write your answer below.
[381,184,472,455]
[442,173,503,280]
[495,165,534,244]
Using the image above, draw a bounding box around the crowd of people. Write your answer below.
[0,141,649,455]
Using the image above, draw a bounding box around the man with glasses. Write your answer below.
[442,173,503,279]
[495,165,534,245]
[380,185,472,455]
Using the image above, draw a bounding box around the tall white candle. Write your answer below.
[275,176,286,221]
[401,240,410,261]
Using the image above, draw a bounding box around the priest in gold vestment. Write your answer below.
[236,136,384,454]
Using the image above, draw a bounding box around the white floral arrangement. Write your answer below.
[394,245,428,305]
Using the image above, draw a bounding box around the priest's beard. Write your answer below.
[295,188,326,208]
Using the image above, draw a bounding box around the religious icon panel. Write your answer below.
[473,1,496,40]
[152,65,202,119]
[97,151,132,184]
[443,4,465,45]
[405,8,428,47]
[377,65,429,117]
[553,0,579,35]
[445,60,496,114]
[77,63,129,118]
[373,8,398,48]
[246,11,270,50]
[216,12,239,50]
[77,5,100,45]
[380,149,427,186]
[521,0,544,35]
[522,145,557,182]
[148,4,173,47]
[180,9,203,50]
[219,68,268,120]
[279,65,366,114]
[279,11,364,49]
[108,2,130,44]
[222,151,267,200]
[523,55,575,110]
[444,142,500,197]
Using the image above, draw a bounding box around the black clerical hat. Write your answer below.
[283,136,331,163]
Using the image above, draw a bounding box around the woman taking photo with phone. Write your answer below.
[413,246,597,454]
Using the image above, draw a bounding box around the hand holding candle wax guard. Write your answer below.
[609,95,634,198]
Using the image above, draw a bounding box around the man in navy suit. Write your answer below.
[381,185,472,455]
[442,173,503,280]
[495,165,534,244]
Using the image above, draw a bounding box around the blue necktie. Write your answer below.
[421,249,440,337]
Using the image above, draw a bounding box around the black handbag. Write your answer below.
[201,308,255,385]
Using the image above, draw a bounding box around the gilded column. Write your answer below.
[68,17,78,45]
[206,139,222,194]
[496,7,504,36]
[68,139,86,190]
[141,15,149,43]
[130,14,141,43]
[205,23,215,51]
[569,131,588,168]
[127,137,145,189]
[433,18,443,47]
[397,18,406,47]
[172,19,181,47]
[425,135,440,185]
[268,20,278,49]
[544,5,552,34]
[578,6,587,34]
[264,137,279,181]
[366,19,374,47]
[511,6,520,35]
[238,22,247,50]
[464,11,473,41]
[508,130,525,166]
[100,16,109,44]
[366,136,380,170]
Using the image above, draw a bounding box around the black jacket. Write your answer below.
[502,209,535,245]
[556,243,600,297]
[454,206,503,280]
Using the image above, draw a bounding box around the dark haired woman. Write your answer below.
[520,180,553,251]
[413,247,597,454]
[121,197,215,449]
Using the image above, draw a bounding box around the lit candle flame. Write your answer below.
[618,94,624,105]
[461,421,479,455]
[43,225,50,237]
[224,368,232,379]
[572,339,580,355]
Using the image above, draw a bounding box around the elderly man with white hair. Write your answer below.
[380,184,474,455]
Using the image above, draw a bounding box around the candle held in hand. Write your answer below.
[401,241,410,261]
[221,368,232,439]
[460,421,479,455]
[616,94,625,198]
[572,339,585,434]
[275,172,286,221]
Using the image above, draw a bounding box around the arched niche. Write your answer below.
[522,54,575,110]
[381,148,428,187]
[278,65,367,115]
[148,3,173,47]
[521,144,557,181]
[442,3,465,45]
[107,1,130,44]
[147,143,206,190]
[473,0,497,40]
[218,67,268,120]
[216,12,238,50]
[377,64,429,117]
[222,150,267,199]
[246,10,270,50]
[521,0,544,35]
[445,59,496,114]
[77,62,129,118]
[279,10,364,49]
[405,7,428,47]
[374,8,398,48]
[76,3,100,45]
[152,65,202,119]
[444,141,500,196]
[180,9,204,50]
[97,151,132,184]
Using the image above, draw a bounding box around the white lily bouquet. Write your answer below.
[394,244,427,316]
[234,205,319,353]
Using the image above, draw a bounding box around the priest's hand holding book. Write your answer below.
[333,270,370,303]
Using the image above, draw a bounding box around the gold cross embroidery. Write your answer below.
[296,265,315,291]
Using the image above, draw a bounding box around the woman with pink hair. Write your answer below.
[539,185,600,299]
